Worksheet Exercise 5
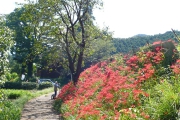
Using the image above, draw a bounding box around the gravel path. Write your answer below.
[21,92,60,120]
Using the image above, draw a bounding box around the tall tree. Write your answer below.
[0,15,14,82]
[6,6,44,78]
[25,0,109,85]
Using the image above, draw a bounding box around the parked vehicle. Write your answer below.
[38,79,55,85]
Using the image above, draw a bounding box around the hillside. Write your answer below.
[133,34,148,37]
[112,30,180,54]
[56,40,180,119]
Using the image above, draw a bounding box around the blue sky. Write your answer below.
[1,0,180,38]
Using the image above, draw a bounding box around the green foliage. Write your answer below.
[84,38,116,64]
[151,41,179,67]
[0,89,21,120]
[38,82,53,90]
[8,55,22,75]
[4,81,22,89]
[7,92,21,99]
[4,89,31,98]
[4,81,38,90]
[144,79,180,120]
[5,72,20,82]
[0,100,21,120]
[53,99,64,114]
[0,16,14,84]
[22,0,108,84]
[0,88,53,120]
[112,31,180,54]
[21,82,38,90]
[28,76,38,82]
[6,6,44,78]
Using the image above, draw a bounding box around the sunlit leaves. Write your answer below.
[0,17,14,80]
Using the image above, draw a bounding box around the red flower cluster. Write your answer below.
[56,40,178,119]
[126,46,164,71]
[171,59,180,74]
[57,82,76,102]
[152,40,162,45]
[57,63,155,118]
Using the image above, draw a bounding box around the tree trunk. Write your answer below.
[27,61,33,78]
[21,65,26,74]
[69,48,84,85]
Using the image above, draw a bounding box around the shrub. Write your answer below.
[21,82,38,90]
[1,88,53,120]
[4,82,38,90]
[150,40,178,67]
[0,100,21,120]
[28,76,38,82]
[7,92,21,99]
[38,82,53,90]
[5,72,20,82]
[0,89,21,120]
[144,80,180,120]
[4,82,21,89]
[0,83,4,88]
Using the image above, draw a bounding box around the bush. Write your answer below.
[0,89,21,120]
[28,76,38,82]
[1,88,53,120]
[0,101,21,120]
[150,40,179,67]
[4,82,22,89]
[8,92,21,99]
[0,83,4,88]
[3,81,52,90]
[38,82,53,90]
[4,82,38,90]
[21,82,38,90]
[5,72,20,82]
[144,80,180,120]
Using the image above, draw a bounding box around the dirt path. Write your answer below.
[21,92,60,120]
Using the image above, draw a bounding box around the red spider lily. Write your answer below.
[171,59,180,74]
[58,61,152,119]
[126,55,139,65]
[153,41,162,45]
[155,46,162,52]
[146,51,154,58]
[133,89,149,100]
[57,41,176,119]
[57,82,76,102]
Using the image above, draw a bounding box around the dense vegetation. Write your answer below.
[1,0,180,85]
[55,40,180,119]
[1,0,180,119]
[0,88,53,120]
[112,31,180,54]
[0,0,114,85]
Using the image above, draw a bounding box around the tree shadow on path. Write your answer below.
[21,92,62,120]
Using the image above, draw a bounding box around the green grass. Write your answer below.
[0,87,54,120]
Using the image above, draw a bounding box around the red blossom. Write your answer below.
[152,41,162,45]
[56,40,174,119]
[155,46,162,52]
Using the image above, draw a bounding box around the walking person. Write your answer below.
[53,81,59,99]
